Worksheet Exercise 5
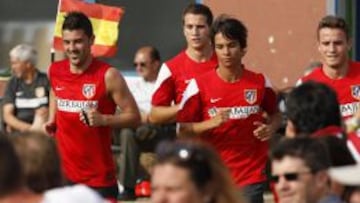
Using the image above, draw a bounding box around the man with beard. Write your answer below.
[46,12,140,200]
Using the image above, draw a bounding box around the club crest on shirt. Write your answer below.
[351,85,360,100]
[244,89,257,104]
[35,87,45,98]
[82,84,96,99]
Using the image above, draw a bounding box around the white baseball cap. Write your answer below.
[328,164,360,186]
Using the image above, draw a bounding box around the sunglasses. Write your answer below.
[133,62,146,67]
[271,171,312,183]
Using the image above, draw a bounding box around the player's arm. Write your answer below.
[99,67,140,128]
[148,63,178,124]
[3,103,31,132]
[253,79,282,141]
[253,111,282,141]
[149,105,179,124]
[177,108,230,137]
[44,88,57,135]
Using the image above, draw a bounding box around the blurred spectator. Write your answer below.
[271,137,342,203]
[3,44,49,134]
[328,164,360,203]
[11,133,63,193]
[151,139,245,203]
[0,134,106,203]
[117,46,176,200]
[285,81,342,138]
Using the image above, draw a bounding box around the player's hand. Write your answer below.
[210,108,230,128]
[253,121,273,141]
[79,108,105,127]
[44,121,56,137]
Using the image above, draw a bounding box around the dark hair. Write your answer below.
[62,11,93,38]
[286,81,341,134]
[0,136,23,197]
[149,46,161,62]
[182,3,213,26]
[317,15,350,40]
[316,136,356,167]
[11,133,63,193]
[211,15,248,49]
[155,139,241,203]
[271,137,331,173]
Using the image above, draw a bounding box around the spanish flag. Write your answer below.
[53,0,124,57]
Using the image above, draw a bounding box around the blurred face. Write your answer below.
[183,14,211,50]
[318,28,350,70]
[10,57,30,79]
[62,29,94,68]
[151,163,205,203]
[272,156,318,203]
[350,190,360,203]
[214,32,245,68]
[133,50,159,82]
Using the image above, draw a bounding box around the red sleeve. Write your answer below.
[261,75,279,115]
[151,63,176,106]
[177,79,202,122]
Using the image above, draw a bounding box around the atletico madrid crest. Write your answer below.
[351,85,360,100]
[244,89,257,104]
[82,84,96,99]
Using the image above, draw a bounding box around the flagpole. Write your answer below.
[51,48,55,63]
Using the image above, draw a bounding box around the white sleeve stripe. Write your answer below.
[347,140,360,163]
[295,79,303,86]
[153,63,172,91]
[264,75,273,88]
[15,97,48,108]
[179,79,199,110]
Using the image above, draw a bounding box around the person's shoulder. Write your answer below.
[242,67,267,80]
[42,184,104,203]
[349,61,360,72]
[51,59,68,67]
[301,67,323,81]
[192,69,216,87]
[165,50,187,68]
[49,59,69,75]
[37,70,48,78]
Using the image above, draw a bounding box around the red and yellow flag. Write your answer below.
[53,0,124,57]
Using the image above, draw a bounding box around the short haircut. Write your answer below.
[0,136,24,197]
[317,15,350,40]
[182,3,213,26]
[11,133,63,193]
[286,81,341,134]
[271,137,331,173]
[316,136,356,167]
[62,11,93,38]
[211,15,248,49]
[9,44,37,66]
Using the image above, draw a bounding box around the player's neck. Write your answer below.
[216,64,243,83]
[70,57,93,74]
[185,45,213,63]
[323,61,349,79]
